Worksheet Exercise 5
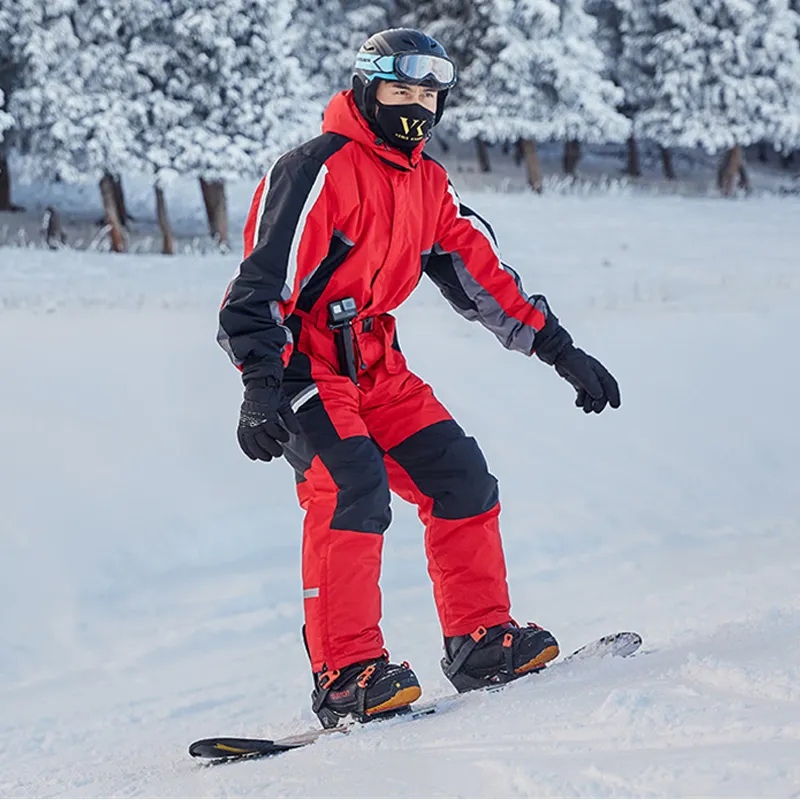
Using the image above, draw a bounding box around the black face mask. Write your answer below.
[374,101,436,153]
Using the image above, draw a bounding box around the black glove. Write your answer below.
[534,318,621,414]
[553,344,621,414]
[237,376,301,461]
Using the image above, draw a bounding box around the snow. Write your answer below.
[2,191,800,797]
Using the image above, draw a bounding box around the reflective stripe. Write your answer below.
[446,182,500,260]
[282,165,329,301]
[303,588,319,599]
[252,162,276,253]
[291,384,319,413]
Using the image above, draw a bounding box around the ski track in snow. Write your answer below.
[1,193,800,797]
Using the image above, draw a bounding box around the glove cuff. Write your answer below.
[533,322,573,366]
[242,358,284,386]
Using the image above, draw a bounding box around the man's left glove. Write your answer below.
[534,314,621,415]
[552,344,621,414]
[237,376,301,461]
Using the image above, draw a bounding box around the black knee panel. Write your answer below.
[320,436,392,534]
[389,420,499,520]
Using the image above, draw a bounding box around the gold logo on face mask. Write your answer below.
[399,117,426,139]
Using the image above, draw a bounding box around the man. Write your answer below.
[218,29,620,729]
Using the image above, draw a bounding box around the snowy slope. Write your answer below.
[1,193,800,797]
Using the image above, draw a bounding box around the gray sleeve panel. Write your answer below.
[425,245,550,355]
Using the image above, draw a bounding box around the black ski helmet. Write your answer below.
[352,28,456,126]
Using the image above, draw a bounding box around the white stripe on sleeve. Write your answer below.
[281,164,329,302]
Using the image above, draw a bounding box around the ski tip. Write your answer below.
[610,631,643,657]
[566,631,643,662]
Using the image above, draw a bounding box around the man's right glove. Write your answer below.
[237,376,301,461]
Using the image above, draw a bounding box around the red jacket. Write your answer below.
[218,90,555,381]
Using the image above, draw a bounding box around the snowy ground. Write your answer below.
[2,192,800,797]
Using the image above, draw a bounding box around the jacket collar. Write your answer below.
[322,90,425,171]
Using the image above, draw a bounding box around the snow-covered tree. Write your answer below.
[136,0,318,182]
[0,0,36,210]
[585,0,624,84]
[138,0,321,247]
[637,0,800,192]
[615,0,662,120]
[452,0,630,187]
[288,0,391,115]
[0,90,11,142]
[0,3,18,144]
[10,0,150,183]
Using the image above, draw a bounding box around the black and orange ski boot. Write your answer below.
[441,621,559,693]
[311,656,422,729]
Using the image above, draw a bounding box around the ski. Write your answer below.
[188,630,642,763]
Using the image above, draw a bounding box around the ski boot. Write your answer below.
[311,656,422,729]
[441,621,559,693]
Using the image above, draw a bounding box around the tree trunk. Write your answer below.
[99,173,126,252]
[717,145,743,197]
[626,136,641,177]
[757,141,769,163]
[0,151,24,212]
[199,177,229,247]
[155,183,175,255]
[781,150,795,170]
[100,171,131,226]
[519,138,543,194]
[514,139,524,166]
[660,147,676,180]
[738,161,750,194]
[112,172,130,225]
[475,138,491,173]
[563,139,581,175]
[42,206,67,249]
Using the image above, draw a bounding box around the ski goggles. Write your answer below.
[355,52,457,90]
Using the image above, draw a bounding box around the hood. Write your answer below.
[322,90,425,171]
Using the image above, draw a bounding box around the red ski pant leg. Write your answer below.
[286,376,391,673]
[362,368,512,637]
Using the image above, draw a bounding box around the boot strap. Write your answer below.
[443,625,488,679]
[502,631,515,675]
[312,668,341,713]
[354,664,378,716]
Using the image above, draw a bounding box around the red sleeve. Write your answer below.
[425,179,551,355]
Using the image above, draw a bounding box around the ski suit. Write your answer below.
[218,90,558,673]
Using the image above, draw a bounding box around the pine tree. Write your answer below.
[130,0,319,183]
[0,90,11,142]
[289,0,391,113]
[614,0,668,176]
[0,3,18,142]
[10,0,148,183]
[0,0,37,210]
[452,0,629,187]
[637,0,800,193]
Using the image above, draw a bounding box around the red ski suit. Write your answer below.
[218,91,556,672]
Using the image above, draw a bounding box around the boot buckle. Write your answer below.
[471,625,487,642]
[318,668,340,690]
[356,664,377,689]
